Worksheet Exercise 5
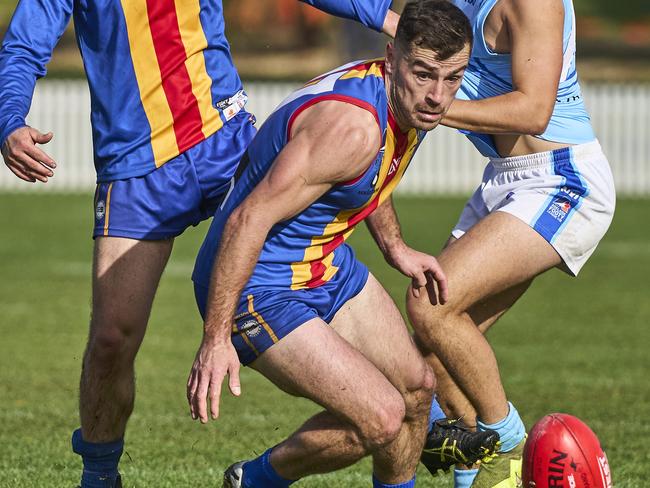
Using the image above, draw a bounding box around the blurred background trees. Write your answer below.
[0,0,648,80]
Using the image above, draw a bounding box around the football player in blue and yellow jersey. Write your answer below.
[187,2,472,486]
[0,1,398,486]
[375,1,616,486]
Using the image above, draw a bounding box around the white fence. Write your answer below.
[1,80,649,196]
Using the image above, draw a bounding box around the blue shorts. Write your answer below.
[92,111,256,240]
[194,247,370,365]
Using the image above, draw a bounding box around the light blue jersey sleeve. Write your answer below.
[0,0,73,145]
[301,0,391,31]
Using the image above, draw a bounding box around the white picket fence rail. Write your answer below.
[1,80,649,196]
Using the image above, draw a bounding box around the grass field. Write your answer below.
[1,194,648,487]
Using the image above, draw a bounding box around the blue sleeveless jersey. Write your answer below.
[193,59,425,292]
[451,0,595,157]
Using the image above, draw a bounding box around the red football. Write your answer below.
[523,413,612,488]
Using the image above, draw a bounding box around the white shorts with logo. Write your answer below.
[451,140,616,276]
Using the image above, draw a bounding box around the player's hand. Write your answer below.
[1,126,56,183]
[386,244,448,305]
[186,336,241,423]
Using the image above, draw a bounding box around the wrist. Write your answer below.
[0,119,27,148]
[383,239,407,261]
[203,321,232,344]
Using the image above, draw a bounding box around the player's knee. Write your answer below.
[90,307,146,345]
[406,289,451,323]
[421,363,436,398]
[403,363,436,420]
[406,292,461,348]
[87,327,129,364]
[360,393,405,450]
[86,317,142,366]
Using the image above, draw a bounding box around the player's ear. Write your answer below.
[385,42,395,75]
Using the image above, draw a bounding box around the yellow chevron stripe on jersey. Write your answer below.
[339,61,384,80]
[290,251,340,291]
[288,116,419,290]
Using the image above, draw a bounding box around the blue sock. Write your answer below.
[428,395,446,432]
[372,474,416,488]
[71,429,123,488]
[477,402,525,453]
[454,468,478,488]
[242,448,294,488]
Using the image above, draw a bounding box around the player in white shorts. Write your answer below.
[454,140,614,276]
[367,1,615,486]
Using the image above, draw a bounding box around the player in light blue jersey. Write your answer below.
[187,2,473,486]
[372,1,616,487]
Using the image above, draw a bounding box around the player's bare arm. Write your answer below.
[366,197,448,304]
[2,126,56,183]
[382,9,399,37]
[366,196,404,257]
[186,101,380,423]
[442,0,564,135]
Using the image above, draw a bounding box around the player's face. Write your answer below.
[386,42,470,131]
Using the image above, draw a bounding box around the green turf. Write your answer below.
[0,194,648,487]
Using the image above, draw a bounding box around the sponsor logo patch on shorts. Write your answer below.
[240,318,262,338]
[95,200,106,220]
[546,197,572,222]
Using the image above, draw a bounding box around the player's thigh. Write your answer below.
[92,236,174,337]
[441,233,533,333]
[435,211,561,313]
[250,316,405,431]
[331,273,430,392]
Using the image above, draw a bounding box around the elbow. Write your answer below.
[522,103,553,135]
[226,205,252,231]
[526,117,550,136]
[226,203,272,235]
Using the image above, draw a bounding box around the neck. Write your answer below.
[384,76,410,133]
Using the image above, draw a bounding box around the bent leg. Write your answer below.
[80,236,173,442]
[330,273,434,483]
[251,317,409,482]
[408,211,560,424]
[416,278,533,423]
[252,274,433,485]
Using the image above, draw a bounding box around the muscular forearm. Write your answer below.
[366,197,407,259]
[443,93,552,135]
[203,209,270,341]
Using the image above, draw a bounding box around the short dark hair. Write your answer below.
[395,0,473,60]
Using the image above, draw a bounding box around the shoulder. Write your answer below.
[291,99,382,161]
[284,99,383,184]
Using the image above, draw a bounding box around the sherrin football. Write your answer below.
[522,413,612,488]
